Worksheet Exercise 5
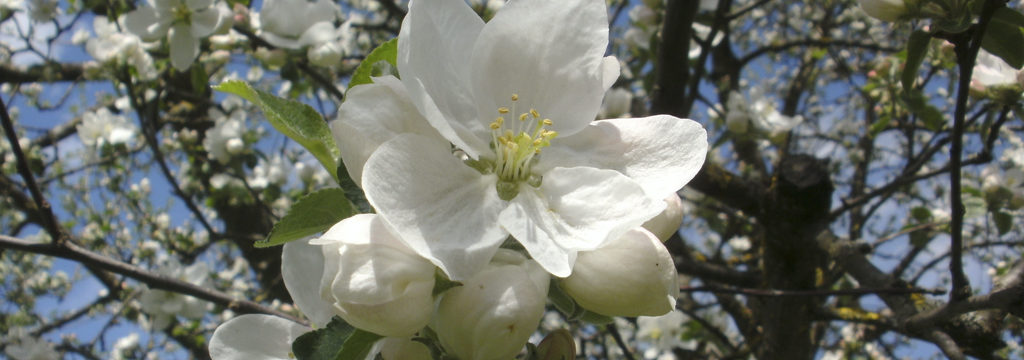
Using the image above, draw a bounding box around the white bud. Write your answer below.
[433,250,549,360]
[561,228,679,317]
[307,42,343,68]
[225,138,245,155]
[314,214,435,337]
[857,0,907,21]
[642,195,684,242]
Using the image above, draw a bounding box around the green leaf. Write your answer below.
[190,65,209,97]
[981,11,1024,69]
[994,211,1013,235]
[214,80,340,181]
[335,329,383,360]
[902,30,931,90]
[292,318,353,360]
[349,38,399,89]
[259,188,356,248]
[991,7,1024,32]
[910,206,932,222]
[902,90,943,131]
[868,116,889,137]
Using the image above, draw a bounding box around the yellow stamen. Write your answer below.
[530,109,540,118]
[511,94,519,101]
[498,107,510,114]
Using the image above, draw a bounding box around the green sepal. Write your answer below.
[902,90,943,131]
[548,281,578,319]
[214,80,341,182]
[432,268,462,297]
[349,38,399,89]
[576,310,614,325]
[292,317,383,360]
[259,188,356,248]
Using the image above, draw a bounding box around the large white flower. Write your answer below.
[124,0,232,70]
[334,0,707,280]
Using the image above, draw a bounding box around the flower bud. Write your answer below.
[642,195,684,242]
[561,228,679,317]
[312,214,435,337]
[307,42,343,68]
[857,0,907,22]
[433,250,550,360]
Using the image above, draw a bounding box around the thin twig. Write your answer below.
[680,285,944,297]
[604,323,635,360]
[0,96,66,244]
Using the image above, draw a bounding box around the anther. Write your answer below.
[498,107,510,114]
[530,109,540,118]
[511,94,519,101]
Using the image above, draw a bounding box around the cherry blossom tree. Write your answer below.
[1,0,1023,359]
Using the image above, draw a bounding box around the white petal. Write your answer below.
[470,0,608,138]
[330,76,441,188]
[601,56,620,90]
[500,167,664,277]
[538,116,708,199]
[168,23,198,70]
[282,239,335,328]
[190,5,225,38]
[297,21,338,47]
[363,134,507,280]
[209,314,310,360]
[124,7,168,41]
[398,0,489,158]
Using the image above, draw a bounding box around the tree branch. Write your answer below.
[0,234,305,325]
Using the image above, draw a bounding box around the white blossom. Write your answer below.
[76,107,138,148]
[972,49,1023,89]
[124,0,233,70]
[138,258,211,330]
[333,0,707,279]
[3,328,59,360]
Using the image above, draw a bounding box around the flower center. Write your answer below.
[488,94,557,200]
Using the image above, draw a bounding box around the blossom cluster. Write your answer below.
[211,0,707,358]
